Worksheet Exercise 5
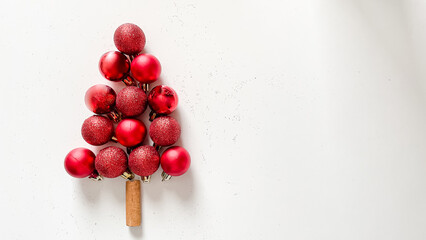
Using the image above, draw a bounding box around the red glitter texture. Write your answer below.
[115,118,147,147]
[99,51,130,81]
[149,116,181,146]
[95,146,128,178]
[129,146,160,176]
[64,148,96,178]
[116,86,147,117]
[114,23,146,55]
[130,54,161,84]
[84,84,116,114]
[81,115,114,146]
[148,85,178,115]
[161,146,190,176]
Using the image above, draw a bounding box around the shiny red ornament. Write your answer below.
[115,118,147,147]
[148,85,178,115]
[161,146,191,176]
[114,23,146,55]
[95,146,128,178]
[116,86,147,117]
[99,51,130,81]
[130,54,161,84]
[85,84,116,114]
[129,146,160,177]
[81,115,114,146]
[64,148,96,178]
[149,116,181,146]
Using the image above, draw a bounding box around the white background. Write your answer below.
[1,0,426,239]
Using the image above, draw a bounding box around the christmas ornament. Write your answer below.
[147,85,178,120]
[131,54,161,91]
[84,84,118,119]
[65,22,192,227]
[128,146,160,182]
[64,148,100,180]
[114,23,146,56]
[149,116,181,147]
[81,115,114,146]
[99,51,135,86]
[95,146,131,178]
[160,146,191,181]
[115,118,147,148]
[116,86,147,117]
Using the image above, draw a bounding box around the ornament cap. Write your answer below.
[161,171,172,181]
[89,171,103,181]
[141,83,149,93]
[122,75,137,86]
[107,110,122,123]
[149,111,157,121]
[153,143,162,151]
[121,171,135,180]
[142,175,151,183]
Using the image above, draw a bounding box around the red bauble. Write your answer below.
[116,86,147,117]
[161,146,190,176]
[99,51,130,81]
[130,54,161,84]
[64,148,96,178]
[95,146,127,178]
[114,23,146,55]
[85,84,116,114]
[149,116,181,146]
[115,118,147,147]
[81,115,114,146]
[148,85,178,115]
[129,146,160,177]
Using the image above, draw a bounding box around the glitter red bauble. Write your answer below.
[149,116,181,146]
[114,23,146,55]
[64,148,96,178]
[116,86,147,117]
[99,51,130,81]
[148,85,178,115]
[115,118,147,147]
[85,84,116,114]
[130,54,161,84]
[129,146,160,177]
[161,146,190,176]
[95,146,128,178]
[81,115,114,146]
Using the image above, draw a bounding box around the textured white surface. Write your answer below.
[1,0,426,239]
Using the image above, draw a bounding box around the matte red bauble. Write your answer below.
[148,85,178,115]
[161,146,190,177]
[130,54,161,84]
[114,23,146,55]
[81,115,114,146]
[149,116,181,146]
[115,118,147,147]
[129,146,160,177]
[85,84,116,114]
[95,146,128,178]
[116,86,147,117]
[99,51,130,81]
[64,148,96,178]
